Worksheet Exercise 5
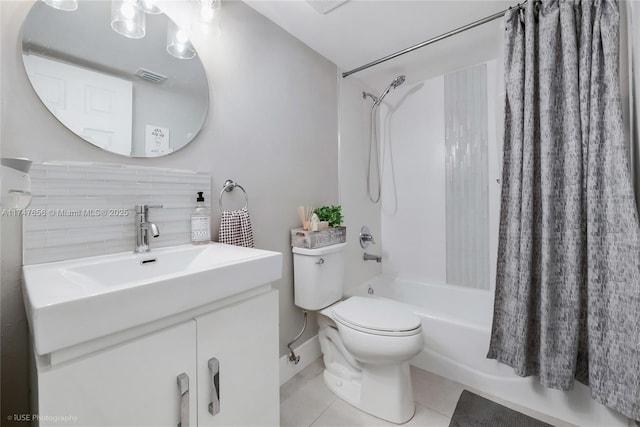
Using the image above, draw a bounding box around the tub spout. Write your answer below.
[363,253,382,263]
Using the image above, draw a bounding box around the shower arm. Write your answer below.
[363,92,379,106]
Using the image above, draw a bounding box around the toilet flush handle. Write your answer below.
[316,258,325,265]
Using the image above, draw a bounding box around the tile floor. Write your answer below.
[280,358,576,427]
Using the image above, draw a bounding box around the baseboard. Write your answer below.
[279,334,321,385]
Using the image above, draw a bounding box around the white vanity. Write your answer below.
[22,243,282,427]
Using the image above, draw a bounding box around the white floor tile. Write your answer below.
[410,365,465,417]
[280,371,336,427]
[310,398,393,427]
[281,358,325,402]
[408,403,452,427]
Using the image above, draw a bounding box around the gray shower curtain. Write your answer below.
[487,0,640,420]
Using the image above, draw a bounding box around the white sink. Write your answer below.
[23,243,283,355]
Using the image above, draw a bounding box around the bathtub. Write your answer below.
[346,275,629,427]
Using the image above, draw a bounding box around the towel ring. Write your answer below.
[218,179,248,212]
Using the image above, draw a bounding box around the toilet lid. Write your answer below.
[332,296,421,333]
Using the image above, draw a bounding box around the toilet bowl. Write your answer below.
[292,244,423,423]
[319,297,423,423]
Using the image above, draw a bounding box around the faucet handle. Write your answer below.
[359,225,375,249]
[136,204,164,214]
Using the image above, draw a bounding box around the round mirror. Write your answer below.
[21,1,209,157]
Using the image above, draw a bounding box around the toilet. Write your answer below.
[292,242,424,424]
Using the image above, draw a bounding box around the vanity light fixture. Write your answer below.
[167,21,196,60]
[42,0,78,12]
[138,0,162,14]
[111,0,146,39]
[191,0,221,37]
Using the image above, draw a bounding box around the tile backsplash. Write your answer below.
[23,162,211,265]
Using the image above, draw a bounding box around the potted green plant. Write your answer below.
[314,205,343,227]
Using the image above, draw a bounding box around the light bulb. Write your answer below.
[176,29,189,43]
[200,4,214,22]
[167,21,196,59]
[121,3,135,19]
[111,0,146,39]
[191,0,221,37]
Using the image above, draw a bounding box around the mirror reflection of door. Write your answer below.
[23,54,133,156]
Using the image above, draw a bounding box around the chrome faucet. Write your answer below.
[363,253,382,263]
[134,204,162,253]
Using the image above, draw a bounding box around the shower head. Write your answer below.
[391,75,406,89]
[376,75,406,104]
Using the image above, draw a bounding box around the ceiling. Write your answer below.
[243,0,515,90]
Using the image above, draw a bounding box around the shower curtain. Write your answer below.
[487,0,640,420]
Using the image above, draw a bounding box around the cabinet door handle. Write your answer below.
[208,357,220,416]
[177,373,189,427]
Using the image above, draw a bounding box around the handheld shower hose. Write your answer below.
[364,75,406,203]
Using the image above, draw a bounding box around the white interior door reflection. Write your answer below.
[23,54,132,156]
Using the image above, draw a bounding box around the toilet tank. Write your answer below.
[292,242,347,310]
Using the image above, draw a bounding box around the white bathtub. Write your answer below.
[347,275,629,427]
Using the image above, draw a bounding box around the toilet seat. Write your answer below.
[332,296,422,337]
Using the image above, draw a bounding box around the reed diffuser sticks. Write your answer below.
[297,206,314,230]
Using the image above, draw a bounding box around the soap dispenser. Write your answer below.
[191,192,211,244]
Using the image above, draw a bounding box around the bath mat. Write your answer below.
[449,390,553,427]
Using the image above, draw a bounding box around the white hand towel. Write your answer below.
[218,207,255,248]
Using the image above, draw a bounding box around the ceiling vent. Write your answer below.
[306,0,350,15]
[135,68,168,84]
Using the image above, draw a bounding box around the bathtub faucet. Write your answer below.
[363,253,382,263]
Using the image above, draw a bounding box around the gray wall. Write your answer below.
[0,0,337,420]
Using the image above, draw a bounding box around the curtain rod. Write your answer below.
[341,2,526,78]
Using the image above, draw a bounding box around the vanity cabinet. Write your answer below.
[34,290,279,427]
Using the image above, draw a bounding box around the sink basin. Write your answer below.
[23,243,283,355]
